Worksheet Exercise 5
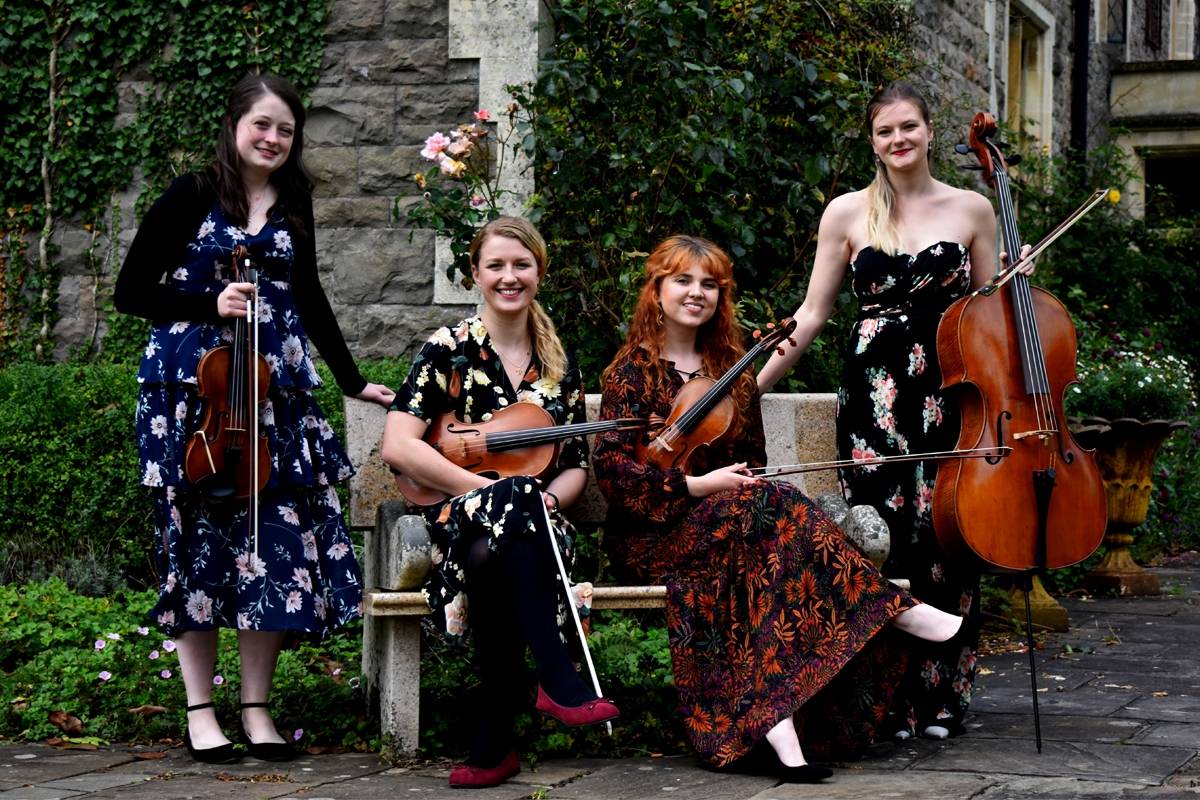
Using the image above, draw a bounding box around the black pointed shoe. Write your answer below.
[240,702,297,762]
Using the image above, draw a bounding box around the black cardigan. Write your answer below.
[115,174,367,396]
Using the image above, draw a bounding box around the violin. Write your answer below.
[637,319,797,473]
[932,113,1107,572]
[184,245,273,501]
[394,402,647,506]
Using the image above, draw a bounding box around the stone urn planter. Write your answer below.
[1073,416,1189,596]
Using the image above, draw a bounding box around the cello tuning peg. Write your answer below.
[776,346,786,357]
[954,143,972,155]
[1006,154,1023,166]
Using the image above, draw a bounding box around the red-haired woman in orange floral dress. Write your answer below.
[593,234,963,783]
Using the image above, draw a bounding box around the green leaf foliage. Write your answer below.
[0,0,329,365]
[0,579,375,748]
[508,0,918,386]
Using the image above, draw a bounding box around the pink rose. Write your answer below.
[420,132,452,160]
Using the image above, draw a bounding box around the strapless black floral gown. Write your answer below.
[835,240,982,737]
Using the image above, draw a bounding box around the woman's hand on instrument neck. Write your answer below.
[686,462,758,498]
[355,383,396,407]
[217,282,258,318]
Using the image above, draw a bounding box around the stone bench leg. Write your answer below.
[363,612,422,754]
[362,501,432,755]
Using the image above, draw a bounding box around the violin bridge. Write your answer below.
[1012,429,1057,441]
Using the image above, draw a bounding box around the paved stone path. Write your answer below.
[3,566,1198,800]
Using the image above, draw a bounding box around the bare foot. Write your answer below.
[892,603,964,642]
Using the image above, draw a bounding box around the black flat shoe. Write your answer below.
[184,702,240,764]
[240,701,297,762]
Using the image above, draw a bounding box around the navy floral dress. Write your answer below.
[133,203,362,636]
[595,352,917,767]
[390,315,589,642]
[835,240,979,736]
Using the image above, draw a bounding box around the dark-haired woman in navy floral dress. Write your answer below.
[116,74,394,763]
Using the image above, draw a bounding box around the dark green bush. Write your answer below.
[0,357,409,593]
[0,363,150,592]
[507,0,918,386]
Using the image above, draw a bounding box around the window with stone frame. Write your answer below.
[1107,0,1128,43]
[1007,5,1053,149]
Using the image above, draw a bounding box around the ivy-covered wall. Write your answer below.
[0,0,484,367]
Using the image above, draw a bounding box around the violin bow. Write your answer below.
[537,499,612,736]
[745,445,1012,478]
[234,247,263,559]
[974,187,1111,297]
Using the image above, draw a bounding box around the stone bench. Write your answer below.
[345,393,901,753]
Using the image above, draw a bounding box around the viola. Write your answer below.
[184,245,273,501]
[932,113,1107,572]
[637,319,797,473]
[394,402,647,506]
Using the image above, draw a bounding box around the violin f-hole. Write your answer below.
[988,411,1013,464]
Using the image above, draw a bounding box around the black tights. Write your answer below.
[462,525,592,766]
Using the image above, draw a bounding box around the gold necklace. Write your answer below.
[493,342,531,369]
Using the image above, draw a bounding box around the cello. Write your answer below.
[933,113,1108,751]
[933,113,1107,572]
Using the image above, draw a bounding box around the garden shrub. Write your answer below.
[0,579,374,748]
[506,0,918,386]
[0,357,408,593]
[0,363,150,592]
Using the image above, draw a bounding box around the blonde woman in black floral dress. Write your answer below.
[594,234,965,783]
[382,217,618,789]
[758,82,1032,740]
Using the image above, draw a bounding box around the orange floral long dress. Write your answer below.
[594,352,918,766]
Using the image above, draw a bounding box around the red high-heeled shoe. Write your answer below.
[448,750,520,788]
[535,685,620,727]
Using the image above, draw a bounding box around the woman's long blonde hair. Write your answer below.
[603,235,755,437]
[864,81,933,256]
[469,217,567,383]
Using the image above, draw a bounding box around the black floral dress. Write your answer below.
[835,240,979,736]
[390,315,589,643]
[594,352,917,767]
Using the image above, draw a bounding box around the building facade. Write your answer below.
[47,0,1199,360]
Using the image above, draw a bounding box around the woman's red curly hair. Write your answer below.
[604,234,755,437]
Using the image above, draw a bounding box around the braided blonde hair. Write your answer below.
[468,217,567,382]
[864,81,932,256]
